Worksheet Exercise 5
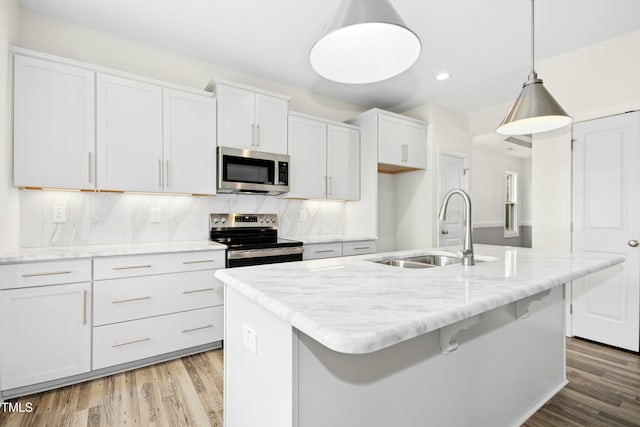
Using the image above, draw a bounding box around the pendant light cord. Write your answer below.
[530,0,536,74]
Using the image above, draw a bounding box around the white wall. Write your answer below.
[0,0,21,252]
[468,29,640,251]
[8,9,369,248]
[470,147,531,227]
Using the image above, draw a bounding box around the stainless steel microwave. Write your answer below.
[217,147,290,195]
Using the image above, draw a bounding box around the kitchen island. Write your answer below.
[215,245,623,427]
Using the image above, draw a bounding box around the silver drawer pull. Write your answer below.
[315,250,335,253]
[112,296,152,304]
[353,247,371,250]
[182,259,215,265]
[21,271,72,278]
[182,288,214,294]
[112,337,151,348]
[182,324,213,333]
[112,265,152,271]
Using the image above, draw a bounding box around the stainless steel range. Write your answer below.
[209,213,303,268]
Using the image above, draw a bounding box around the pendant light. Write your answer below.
[497,0,572,135]
[309,0,421,84]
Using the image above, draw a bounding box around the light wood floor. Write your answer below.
[1,338,638,427]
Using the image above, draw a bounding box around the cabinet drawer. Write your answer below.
[94,270,223,326]
[93,250,225,280]
[342,240,377,256]
[303,242,343,260]
[0,259,91,290]
[93,306,223,370]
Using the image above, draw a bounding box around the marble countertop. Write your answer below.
[0,240,226,263]
[216,245,624,355]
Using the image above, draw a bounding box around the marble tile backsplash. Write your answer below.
[19,190,345,247]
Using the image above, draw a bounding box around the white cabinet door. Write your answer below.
[288,115,327,199]
[327,124,359,201]
[403,121,427,169]
[377,114,404,166]
[97,74,163,192]
[217,84,255,150]
[13,55,95,189]
[255,93,288,154]
[0,282,91,390]
[163,89,217,195]
[572,112,640,352]
[377,113,426,170]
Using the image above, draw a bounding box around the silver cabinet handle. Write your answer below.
[21,271,72,278]
[83,290,88,325]
[328,176,333,196]
[315,249,335,254]
[112,265,152,271]
[112,296,152,304]
[88,152,93,184]
[112,337,151,348]
[182,288,214,294]
[182,259,215,265]
[158,159,162,187]
[251,123,255,147]
[353,246,371,250]
[629,240,639,247]
[166,159,170,187]
[441,229,449,235]
[182,324,213,333]
[256,125,260,147]
[324,176,328,196]
[405,144,409,162]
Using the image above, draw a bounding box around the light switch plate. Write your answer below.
[242,324,257,355]
[150,207,161,223]
[52,206,66,224]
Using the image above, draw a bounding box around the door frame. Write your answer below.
[436,150,469,248]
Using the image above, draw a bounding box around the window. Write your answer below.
[504,171,519,237]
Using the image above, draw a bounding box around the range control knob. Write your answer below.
[220,218,226,224]
[271,218,276,223]
[259,218,264,223]
[212,217,219,224]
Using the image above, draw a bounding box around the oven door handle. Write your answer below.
[227,246,304,260]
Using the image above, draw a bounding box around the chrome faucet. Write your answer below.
[438,189,475,266]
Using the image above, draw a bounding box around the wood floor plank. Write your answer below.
[1,341,636,427]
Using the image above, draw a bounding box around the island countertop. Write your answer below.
[215,244,624,354]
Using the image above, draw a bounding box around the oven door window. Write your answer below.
[223,155,274,185]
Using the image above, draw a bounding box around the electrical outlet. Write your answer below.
[242,324,257,355]
[52,206,66,224]
[150,207,161,224]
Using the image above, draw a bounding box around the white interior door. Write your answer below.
[572,111,640,352]
[438,153,466,247]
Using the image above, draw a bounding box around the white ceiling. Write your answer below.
[19,0,640,114]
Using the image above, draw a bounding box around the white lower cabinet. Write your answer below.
[92,250,224,370]
[93,306,223,370]
[303,240,377,260]
[0,281,91,390]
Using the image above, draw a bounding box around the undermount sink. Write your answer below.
[376,259,435,269]
[370,252,491,269]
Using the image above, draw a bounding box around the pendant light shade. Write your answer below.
[497,0,572,135]
[309,0,421,84]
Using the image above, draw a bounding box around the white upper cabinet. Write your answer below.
[288,113,360,201]
[288,115,327,199]
[216,82,289,154]
[327,124,360,200]
[163,89,217,195]
[377,112,427,171]
[97,74,163,192]
[13,54,96,189]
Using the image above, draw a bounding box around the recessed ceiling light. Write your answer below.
[435,72,451,81]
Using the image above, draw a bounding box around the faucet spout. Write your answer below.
[438,189,475,266]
